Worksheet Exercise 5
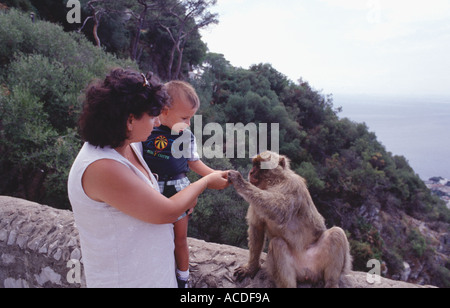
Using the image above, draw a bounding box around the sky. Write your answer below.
[200,0,450,98]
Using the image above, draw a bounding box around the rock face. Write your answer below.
[0,196,435,288]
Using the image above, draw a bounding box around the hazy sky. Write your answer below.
[200,0,450,98]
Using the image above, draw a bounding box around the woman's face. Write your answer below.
[128,113,161,143]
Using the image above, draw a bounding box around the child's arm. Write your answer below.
[188,160,215,177]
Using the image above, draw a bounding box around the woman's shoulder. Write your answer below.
[74,142,121,162]
[70,143,124,181]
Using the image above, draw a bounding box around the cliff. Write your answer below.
[425,177,450,209]
[0,196,435,288]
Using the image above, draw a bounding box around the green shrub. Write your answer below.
[406,229,430,259]
[0,9,136,208]
[295,161,325,191]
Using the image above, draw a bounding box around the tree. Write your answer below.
[157,0,218,80]
[78,0,154,58]
[128,0,160,61]
[79,0,106,47]
[79,0,135,49]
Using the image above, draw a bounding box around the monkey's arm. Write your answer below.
[229,171,294,226]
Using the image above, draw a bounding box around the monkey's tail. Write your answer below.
[342,237,353,274]
[343,251,353,274]
[339,239,354,288]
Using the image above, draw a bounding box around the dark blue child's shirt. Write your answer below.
[142,125,199,180]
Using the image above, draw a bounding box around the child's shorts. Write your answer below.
[158,177,191,222]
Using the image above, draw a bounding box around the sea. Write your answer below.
[332,94,450,181]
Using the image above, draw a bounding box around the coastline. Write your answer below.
[424,177,450,209]
[334,94,450,180]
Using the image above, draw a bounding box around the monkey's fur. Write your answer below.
[228,151,352,288]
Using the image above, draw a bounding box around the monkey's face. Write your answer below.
[249,152,290,189]
[249,163,263,187]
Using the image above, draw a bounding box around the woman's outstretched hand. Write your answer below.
[203,171,230,190]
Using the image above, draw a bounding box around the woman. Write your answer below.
[68,68,229,288]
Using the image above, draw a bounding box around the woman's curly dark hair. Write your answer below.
[79,68,170,148]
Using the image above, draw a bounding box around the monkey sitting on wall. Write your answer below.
[228,151,352,288]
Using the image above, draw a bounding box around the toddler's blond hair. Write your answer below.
[165,81,200,109]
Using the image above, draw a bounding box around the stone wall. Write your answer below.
[0,196,435,288]
[0,196,84,288]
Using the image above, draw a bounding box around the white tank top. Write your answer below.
[67,142,176,288]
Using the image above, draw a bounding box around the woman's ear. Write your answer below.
[127,114,135,132]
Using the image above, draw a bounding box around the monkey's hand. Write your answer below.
[234,264,260,282]
[228,170,245,185]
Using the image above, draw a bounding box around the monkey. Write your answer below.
[228,151,352,288]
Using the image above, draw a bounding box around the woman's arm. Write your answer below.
[82,159,227,224]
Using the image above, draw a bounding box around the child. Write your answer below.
[142,81,216,288]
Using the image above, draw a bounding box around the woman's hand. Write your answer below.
[202,171,230,190]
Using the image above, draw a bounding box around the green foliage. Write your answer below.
[0,87,56,167]
[0,9,135,208]
[189,186,249,247]
[406,229,430,259]
[188,157,249,247]
[350,240,375,271]
[7,54,77,132]
[295,162,325,192]
[430,264,450,288]
[3,0,35,13]
[349,219,384,271]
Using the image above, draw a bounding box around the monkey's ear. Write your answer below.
[251,154,261,167]
[279,155,291,169]
[279,156,287,169]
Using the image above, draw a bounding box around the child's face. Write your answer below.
[160,96,198,132]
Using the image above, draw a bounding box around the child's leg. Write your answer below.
[171,177,192,287]
[174,215,189,272]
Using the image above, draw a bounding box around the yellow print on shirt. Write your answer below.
[155,135,168,151]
